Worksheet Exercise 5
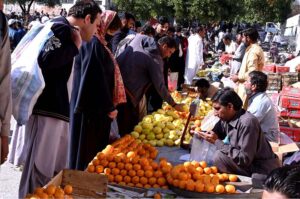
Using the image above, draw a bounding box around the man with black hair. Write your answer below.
[196,88,280,176]
[230,28,264,104]
[111,12,135,53]
[245,71,279,142]
[263,165,300,199]
[154,16,169,41]
[116,35,185,136]
[195,78,218,100]
[223,34,237,54]
[18,0,102,197]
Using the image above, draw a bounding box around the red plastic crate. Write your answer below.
[263,64,276,73]
[280,96,300,110]
[280,109,300,119]
[276,66,290,73]
[281,87,300,98]
[280,126,300,142]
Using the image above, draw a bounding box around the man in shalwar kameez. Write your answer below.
[18,1,102,197]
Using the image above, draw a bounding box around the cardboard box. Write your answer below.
[270,142,299,165]
[45,169,107,198]
[281,86,300,98]
[280,109,300,119]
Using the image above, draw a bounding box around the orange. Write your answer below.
[108,162,116,169]
[34,187,44,195]
[157,177,166,186]
[118,182,126,186]
[225,184,236,193]
[145,170,153,178]
[162,185,168,189]
[192,173,202,181]
[217,173,224,181]
[127,183,134,187]
[187,165,196,174]
[199,161,207,168]
[127,151,136,159]
[137,170,145,177]
[124,176,131,183]
[108,175,114,182]
[92,158,100,166]
[150,151,158,159]
[100,159,109,167]
[132,176,140,184]
[162,165,172,174]
[123,156,130,164]
[64,185,73,195]
[117,162,125,170]
[114,156,122,163]
[215,184,225,193]
[37,192,49,199]
[195,167,203,174]
[210,166,218,174]
[211,175,219,186]
[45,185,56,196]
[151,162,159,170]
[87,164,95,173]
[96,165,104,174]
[195,183,204,193]
[178,180,187,189]
[194,120,201,127]
[178,172,188,181]
[205,183,215,193]
[135,183,143,188]
[191,160,200,167]
[148,177,157,185]
[144,165,153,171]
[138,149,146,156]
[159,157,167,162]
[128,170,136,177]
[115,175,123,183]
[139,158,149,167]
[131,156,140,164]
[107,155,114,162]
[203,167,212,175]
[133,164,141,171]
[153,184,160,188]
[104,168,111,175]
[120,169,128,177]
[202,175,211,184]
[186,180,195,191]
[154,170,163,178]
[96,152,106,160]
[140,177,148,185]
[125,163,133,171]
[154,193,161,199]
[229,174,238,182]
[159,160,168,168]
[170,168,179,179]
[112,168,120,175]
[144,184,151,189]
[222,173,229,181]
[54,188,64,199]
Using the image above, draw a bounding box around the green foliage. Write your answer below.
[112,0,294,24]
[7,0,60,15]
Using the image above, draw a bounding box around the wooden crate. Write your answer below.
[45,169,107,198]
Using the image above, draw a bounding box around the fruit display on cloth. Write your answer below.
[87,135,172,189]
[25,184,73,199]
[131,92,213,147]
[167,160,237,194]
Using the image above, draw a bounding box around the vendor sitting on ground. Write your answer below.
[196,88,280,177]
[245,71,279,142]
[194,78,219,101]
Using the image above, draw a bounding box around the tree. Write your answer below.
[7,0,60,16]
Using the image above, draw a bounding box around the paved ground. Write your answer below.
[0,161,22,199]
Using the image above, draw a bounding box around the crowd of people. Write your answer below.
[0,0,300,198]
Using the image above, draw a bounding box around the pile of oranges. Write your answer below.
[167,161,237,194]
[87,135,171,189]
[25,184,73,199]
